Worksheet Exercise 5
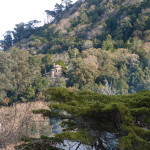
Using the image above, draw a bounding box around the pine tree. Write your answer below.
[16,88,150,150]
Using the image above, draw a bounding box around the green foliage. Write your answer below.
[21,88,150,149]
[41,54,52,73]
[0,20,40,50]
[42,54,52,64]
[0,31,13,50]
[1,1,150,148]
[52,78,67,87]
[67,47,149,94]
[56,130,92,144]
[0,49,41,104]
[68,55,100,88]
[68,48,80,58]
[32,75,50,92]
[29,55,41,66]
[45,87,77,102]
[24,87,35,100]
[13,21,39,43]
[102,34,114,51]
[0,0,149,93]
[3,0,150,53]
[52,89,150,149]
[70,17,80,27]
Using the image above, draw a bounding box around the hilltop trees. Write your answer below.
[46,3,65,20]
[0,20,40,50]
[45,0,73,22]
[0,31,13,51]
[13,20,40,43]
[62,0,73,8]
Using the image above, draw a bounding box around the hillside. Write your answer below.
[0,0,150,149]
[0,0,149,105]
[9,0,150,53]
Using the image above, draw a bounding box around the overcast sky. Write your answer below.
[0,0,77,39]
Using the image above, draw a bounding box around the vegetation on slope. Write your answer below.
[0,50,51,104]
[0,0,149,104]
[0,0,149,149]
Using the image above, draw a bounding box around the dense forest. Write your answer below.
[0,0,149,149]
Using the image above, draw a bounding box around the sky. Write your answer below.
[0,0,77,40]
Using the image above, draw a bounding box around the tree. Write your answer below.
[0,20,39,49]
[12,21,39,43]
[45,10,57,23]
[41,54,52,73]
[102,34,114,51]
[0,31,13,50]
[45,10,57,18]
[82,40,93,49]
[0,49,41,103]
[69,58,100,88]
[62,0,73,9]
[17,88,150,150]
[53,78,66,87]
[68,48,80,58]
[24,87,35,100]
[54,3,64,19]
[45,2,64,22]
[12,22,25,43]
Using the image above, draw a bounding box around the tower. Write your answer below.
[50,64,62,82]
[54,64,62,78]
